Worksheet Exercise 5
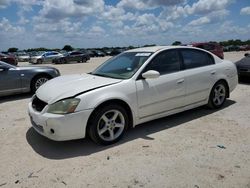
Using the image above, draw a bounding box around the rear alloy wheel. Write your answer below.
[88,104,128,145]
[207,81,227,109]
[37,59,42,64]
[31,75,50,93]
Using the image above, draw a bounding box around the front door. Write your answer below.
[136,49,185,119]
[0,63,21,96]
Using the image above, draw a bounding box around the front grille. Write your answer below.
[32,96,47,112]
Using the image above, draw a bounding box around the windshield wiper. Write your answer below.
[90,73,111,78]
[89,73,121,79]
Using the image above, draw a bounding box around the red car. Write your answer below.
[192,42,224,59]
[0,52,18,66]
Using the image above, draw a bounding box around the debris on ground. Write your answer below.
[217,174,225,180]
[217,145,226,149]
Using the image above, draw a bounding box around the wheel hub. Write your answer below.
[97,109,125,142]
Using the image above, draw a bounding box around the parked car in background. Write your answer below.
[239,45,250,51]
[92,50,105,57]
[87,50,95,57]
[235,53,250,78]
[0,61,60,97]
[29,51,63,64]
[103,49,112,56]
[28,46,237,145]
[192,42,224,59]
[0,52,18,66]
[110,48,124,56]
[52,51,90,64]
[16,51,30,62]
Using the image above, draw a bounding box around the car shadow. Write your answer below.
[26,100,236,160]
[0,93,32,103]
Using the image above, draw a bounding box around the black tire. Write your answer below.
[207,81,228,109]
[82,57,87,63]
[88,104,129,145]
[31,75,51,93]
[37,59,42,64]
[62,58,67,64]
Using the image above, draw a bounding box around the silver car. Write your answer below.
[16,51,30,62]
[0,61,60,97]
[29,51,63,64]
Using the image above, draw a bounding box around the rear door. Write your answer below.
[136,49,186,118]
[180,49,216,106]
[0,62,21,96]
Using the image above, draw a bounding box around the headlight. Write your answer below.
[47,98,80,114]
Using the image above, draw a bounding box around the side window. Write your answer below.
[45,52,53,56]
[145,50,181,75]
[181,49,214,69]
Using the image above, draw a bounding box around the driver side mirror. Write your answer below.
[142,70,160,79]
[244,53,249,57]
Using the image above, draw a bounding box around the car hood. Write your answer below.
[36,73,122,104]
[16,66,56,71]
[30,55,42,59]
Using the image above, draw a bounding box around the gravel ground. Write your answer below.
[0,52,250,188]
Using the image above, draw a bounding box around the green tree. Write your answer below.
[8,47,18,52]
[62,45,74,51]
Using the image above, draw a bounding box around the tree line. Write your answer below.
[6,39,250,52]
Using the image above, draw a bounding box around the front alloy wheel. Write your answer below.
[35,77,49,90]
[31,75,50,93]
[88,104,128,145]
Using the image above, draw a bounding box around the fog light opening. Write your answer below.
[50,129,55,134]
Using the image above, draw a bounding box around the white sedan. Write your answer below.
[28,46,238,145]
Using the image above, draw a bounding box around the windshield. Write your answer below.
[91,52,152,79]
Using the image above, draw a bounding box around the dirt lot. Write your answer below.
[0,52,250,188]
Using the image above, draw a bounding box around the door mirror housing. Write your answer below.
[142,70,160,79]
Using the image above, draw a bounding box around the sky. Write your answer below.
[0,0,250,51]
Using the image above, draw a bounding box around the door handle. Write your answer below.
[177,79,184,84]
[211,70,216,75]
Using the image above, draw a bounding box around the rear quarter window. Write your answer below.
[181,49,215,69]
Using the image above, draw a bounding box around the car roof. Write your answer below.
[126,46,205,53]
